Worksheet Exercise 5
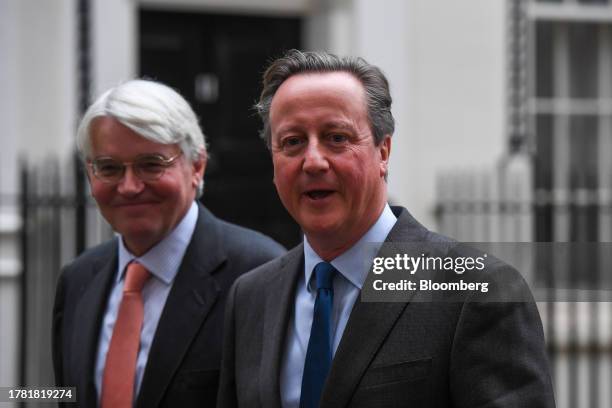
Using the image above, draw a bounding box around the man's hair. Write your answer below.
[255,49,395,148]
[76,79,206,196]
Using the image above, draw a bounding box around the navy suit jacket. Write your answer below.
[53,203,285,407]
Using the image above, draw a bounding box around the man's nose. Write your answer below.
[116,165,144,195]
[302,139,329,174]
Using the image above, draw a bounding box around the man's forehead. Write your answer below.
[90,117,178,154]
[276,71,363,95]
[271,72,365,111]
[270,72,367,129]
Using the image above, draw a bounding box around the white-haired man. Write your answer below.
[52,79,285,408]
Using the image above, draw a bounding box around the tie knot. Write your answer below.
[314,262,336,290]
[124,262,151,293]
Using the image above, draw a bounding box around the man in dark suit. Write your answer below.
[52,79,285,408]
[218,50,555,407]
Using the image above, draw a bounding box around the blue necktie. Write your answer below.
[300,262,336,408]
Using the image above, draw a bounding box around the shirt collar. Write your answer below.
[117,201,199,285]
[303,203,397,291]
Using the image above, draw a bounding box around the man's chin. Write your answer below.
[301,218,344,239]
[118,225,163,248]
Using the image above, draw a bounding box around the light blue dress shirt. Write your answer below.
[280,204,397,408]
[94,201,198,404]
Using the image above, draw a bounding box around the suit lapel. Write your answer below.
[70,243,118,408]
[321,301,408,407]
[136,205,224,408]
[259,245,303,408]
[321,207,431,407]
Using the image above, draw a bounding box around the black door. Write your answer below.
[140,9,302,248]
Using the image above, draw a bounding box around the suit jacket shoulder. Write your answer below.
[232,244,301,288]
[206,208,287,273]
[56,238,118,295]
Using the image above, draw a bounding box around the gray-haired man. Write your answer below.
[218,50,555,408]
[52,79,285,408]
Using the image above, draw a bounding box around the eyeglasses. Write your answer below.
[88,152,183,184]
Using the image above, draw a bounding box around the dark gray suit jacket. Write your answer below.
[218,206,555,407]
[52,203,285,408]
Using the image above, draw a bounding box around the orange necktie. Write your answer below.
[101,262,151,408]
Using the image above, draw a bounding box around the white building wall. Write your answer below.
[403,0,506,229]
[0,0,20,197]
[92,0,137,97]
[13,0,77,160]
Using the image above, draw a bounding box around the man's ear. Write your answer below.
[378,135,391,178]
[192,149,207,189]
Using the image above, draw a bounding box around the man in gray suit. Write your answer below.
[218,50,555,407]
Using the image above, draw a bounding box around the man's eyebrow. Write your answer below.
[91,153,172,160]
[274,121,355,135]
[275,124,302,135]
